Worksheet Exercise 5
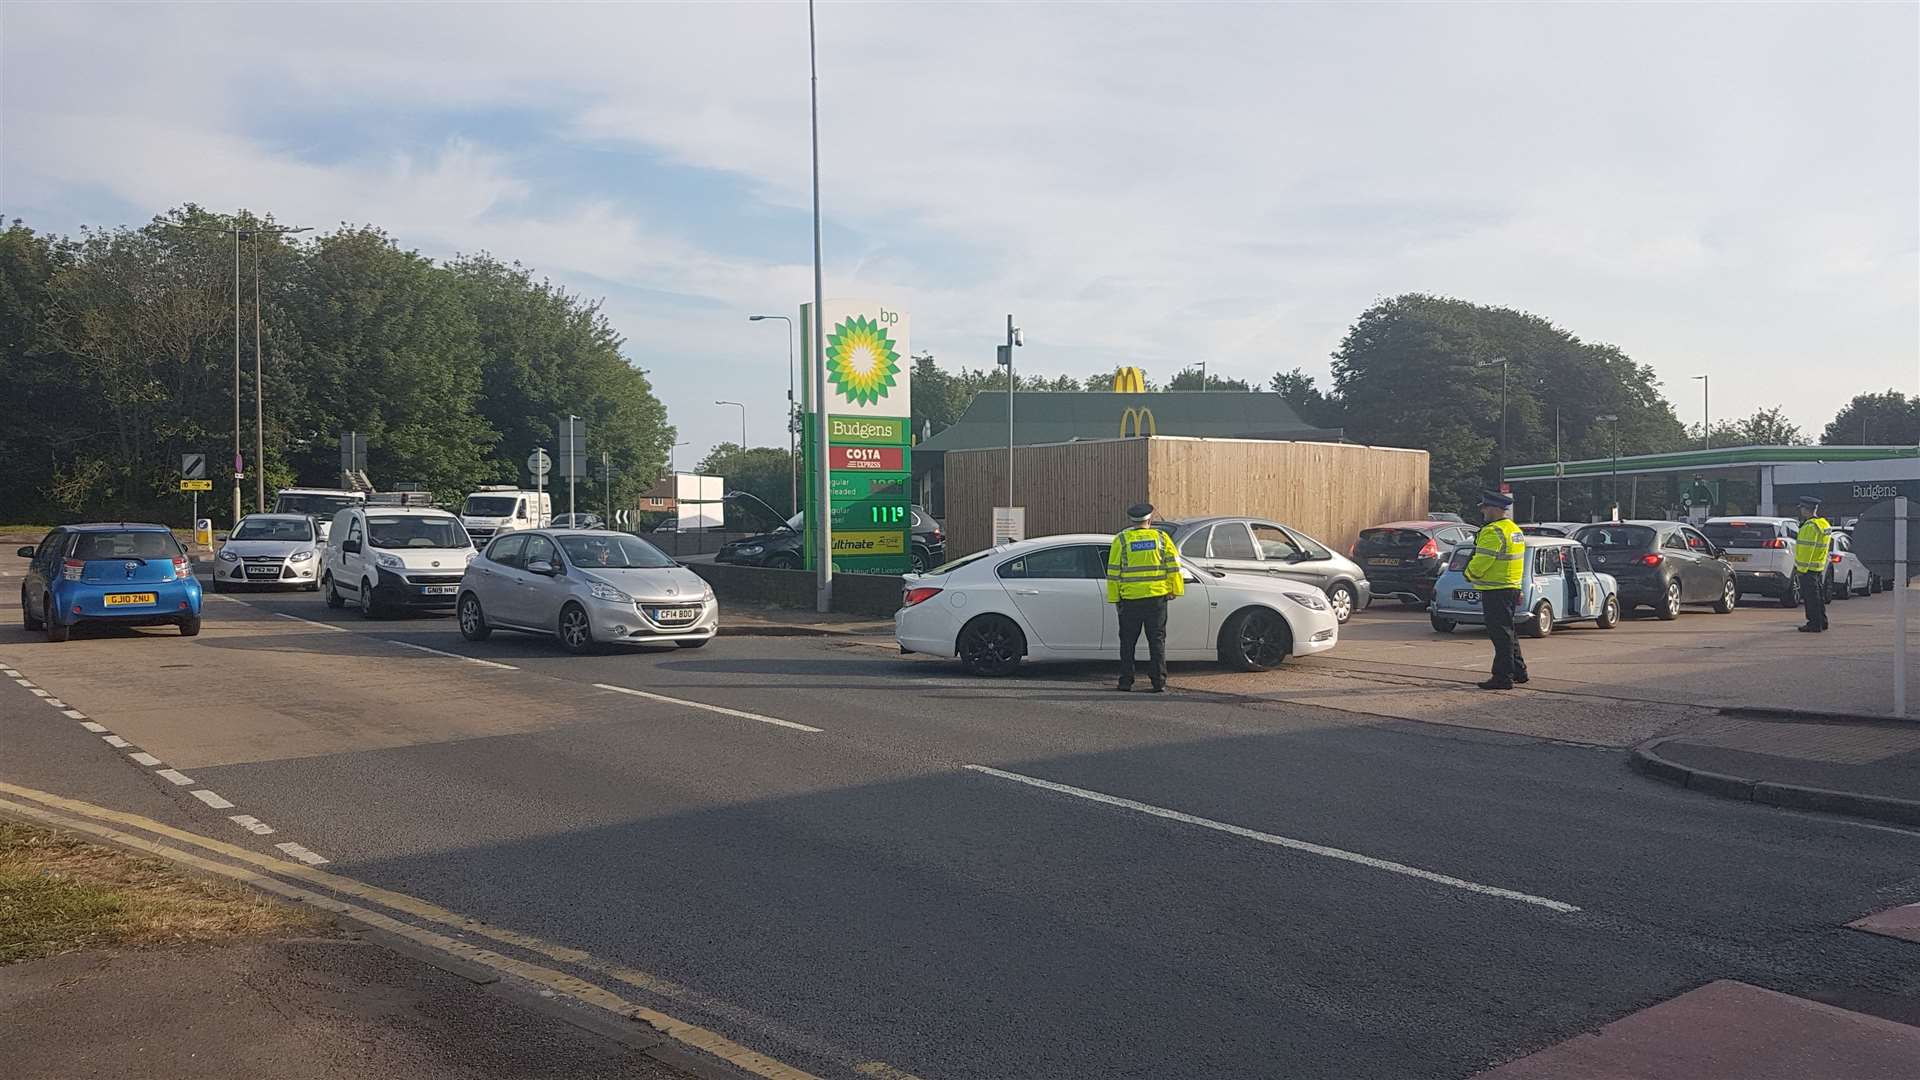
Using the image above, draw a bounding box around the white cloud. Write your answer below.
[3,0,1914,461]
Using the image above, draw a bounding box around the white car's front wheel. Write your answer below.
[1219,607,1292,672]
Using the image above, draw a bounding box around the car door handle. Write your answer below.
[1014,589,1042,595]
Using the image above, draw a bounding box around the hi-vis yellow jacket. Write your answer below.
[1793,516,1832,574]
[1106,528,1186,602]
[1465,518,1525,590]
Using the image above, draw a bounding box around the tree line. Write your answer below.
[908,293,1912,514]
[0,206,673,526]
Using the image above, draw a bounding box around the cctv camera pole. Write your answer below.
[1001,313,1019,512]
[808,0,832,613]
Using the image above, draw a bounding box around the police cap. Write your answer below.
[1127,502,1154,521]
[1478,491,1514,509]
[1796,494,1821,509]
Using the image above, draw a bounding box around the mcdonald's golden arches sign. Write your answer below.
[1111,367,1147,393]
[1120,406,1157,437]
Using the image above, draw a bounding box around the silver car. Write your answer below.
[456,529,717,653]
[1161,516,1372,623]
[212,513,323,591]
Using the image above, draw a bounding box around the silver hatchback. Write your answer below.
[1161,516,1372,623]
[457,530,718,653]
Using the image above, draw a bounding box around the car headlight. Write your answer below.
[374,552,405,570]
[1284,592,1330,611]
[735,545,764,556]
[217,549,240,562]
[289,549,315,563]
[588,581,632,603]
[465,550,478,564]
[700,582,715,601]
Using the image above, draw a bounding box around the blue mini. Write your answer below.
[1429,535,1620,637]
[17,523,204,642]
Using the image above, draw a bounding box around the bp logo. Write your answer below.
[825,315,901,406]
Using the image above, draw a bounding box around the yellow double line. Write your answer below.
[0,781,923,1080]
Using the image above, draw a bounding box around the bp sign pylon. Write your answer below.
[801,299,912,574]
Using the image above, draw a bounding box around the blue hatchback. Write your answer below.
[1428,535,1621,638]
[17,524,203,642]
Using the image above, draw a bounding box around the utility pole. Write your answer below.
[1480,357,1509,485]
[567,414,579,521]
[603,451,612,524]
[1598,414,1621,521]
[749,313,797,513]
[997,314,1022,513]
[232,229,242,526]
[252,233,265,513]
[1692,374,1710,451]
[808,0,832,614]
[1554,407,1561,521]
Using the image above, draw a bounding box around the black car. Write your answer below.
[715,505,947,573]
[1351,520,1479,604]
[1574,521,1737,618]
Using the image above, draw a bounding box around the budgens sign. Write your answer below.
[801,300,913,574]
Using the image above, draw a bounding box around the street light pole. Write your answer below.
[232,229,242,526]
[808,0,832,614]
[997,315,1021,513]
[1479,357,1509,484]
[1597,414,1621,521]
[716,401,747,450]
[1692,374,1709,451]
[749,314,797,513]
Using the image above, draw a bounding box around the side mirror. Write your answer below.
[526,559,557,576]
[341,539,362,555]
[16,546,34,558]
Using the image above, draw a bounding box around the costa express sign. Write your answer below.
[830,445,904,471]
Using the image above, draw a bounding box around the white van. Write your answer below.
[461,487,552,547]
[272,488,366,542]
[323,506,475,617]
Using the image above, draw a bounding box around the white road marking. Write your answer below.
[28,688,48,697]
[275,841,330,865]
[189,789,235,809]
[101,735,131,748]
[45,698,66,708]
[13,678,34,687]
[79,721,108,733]
[389,640,518,671]
[593,683,824,733]
[964,764,1582,914]
[1,668,18,677]
[128,752,162,767]
[63,710,87,720]
[156,769,195,786]
[228,814,276,835]
[273,611,351,633]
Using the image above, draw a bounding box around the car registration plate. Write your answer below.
[105,593,156,606]
[653,607,700,622]
[245,565,280,577]
[1368,557,1399,566]
[1453,589,1480,602]
[421,585,458,596]
[1725,553,1749,563]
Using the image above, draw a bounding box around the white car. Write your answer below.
[211,513,322,591]
[322,506,476,617]
[895,533,1340,676]
[1701,516,1803,607]
[1828,530,1871,600]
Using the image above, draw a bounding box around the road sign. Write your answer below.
[181,452,207,480]
[527,449,552,479]
[179,479,213,492]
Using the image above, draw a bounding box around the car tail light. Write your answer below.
[902,586,943,608]
[1641,554,1663,566]
[1417,538,1439,559]
[172,556,190,579]
[1763,538,1787,549]
[1830,553,1842,564]
[62,559,84,581]
[931,528,944,543]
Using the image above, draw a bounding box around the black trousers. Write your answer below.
[1116,596,1169,686]
[1481,588,1527,683]
[1801,571,1828,630]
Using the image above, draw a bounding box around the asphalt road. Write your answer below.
[4,588,1919,1079]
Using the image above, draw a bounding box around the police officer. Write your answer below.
[1793,495,1833,633]
[1466,492,1528,690]
[1105,502,1184,692]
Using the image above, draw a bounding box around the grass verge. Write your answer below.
[0,820,325,964]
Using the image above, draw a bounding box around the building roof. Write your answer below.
[1504,444,1920,481]
[916,391,1340,454]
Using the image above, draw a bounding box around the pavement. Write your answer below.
[1633,714,1920,826]
[4,583,1920,1079]
[0,934,689,1080]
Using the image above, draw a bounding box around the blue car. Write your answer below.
[17,523,203,642]
[1429,535,1620,637]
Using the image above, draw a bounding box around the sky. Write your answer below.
[3,1,1915,467]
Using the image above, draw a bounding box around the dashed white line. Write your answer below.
[62,710,87,720]
[13,678,34,687]
[593,683,823,733]
[389,640,518,671]
[189,789,235,810]
[101,735,131,748]
[229,814,276,836]
[272,611,351,633]
[79,721,108,733]
[45,698,66,708]
[275,841,330,865]
[1,668,18,677]
[156,769,195,786]
[27,688,48,697]
[963,764,1583,914]
[128,752,162,767]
